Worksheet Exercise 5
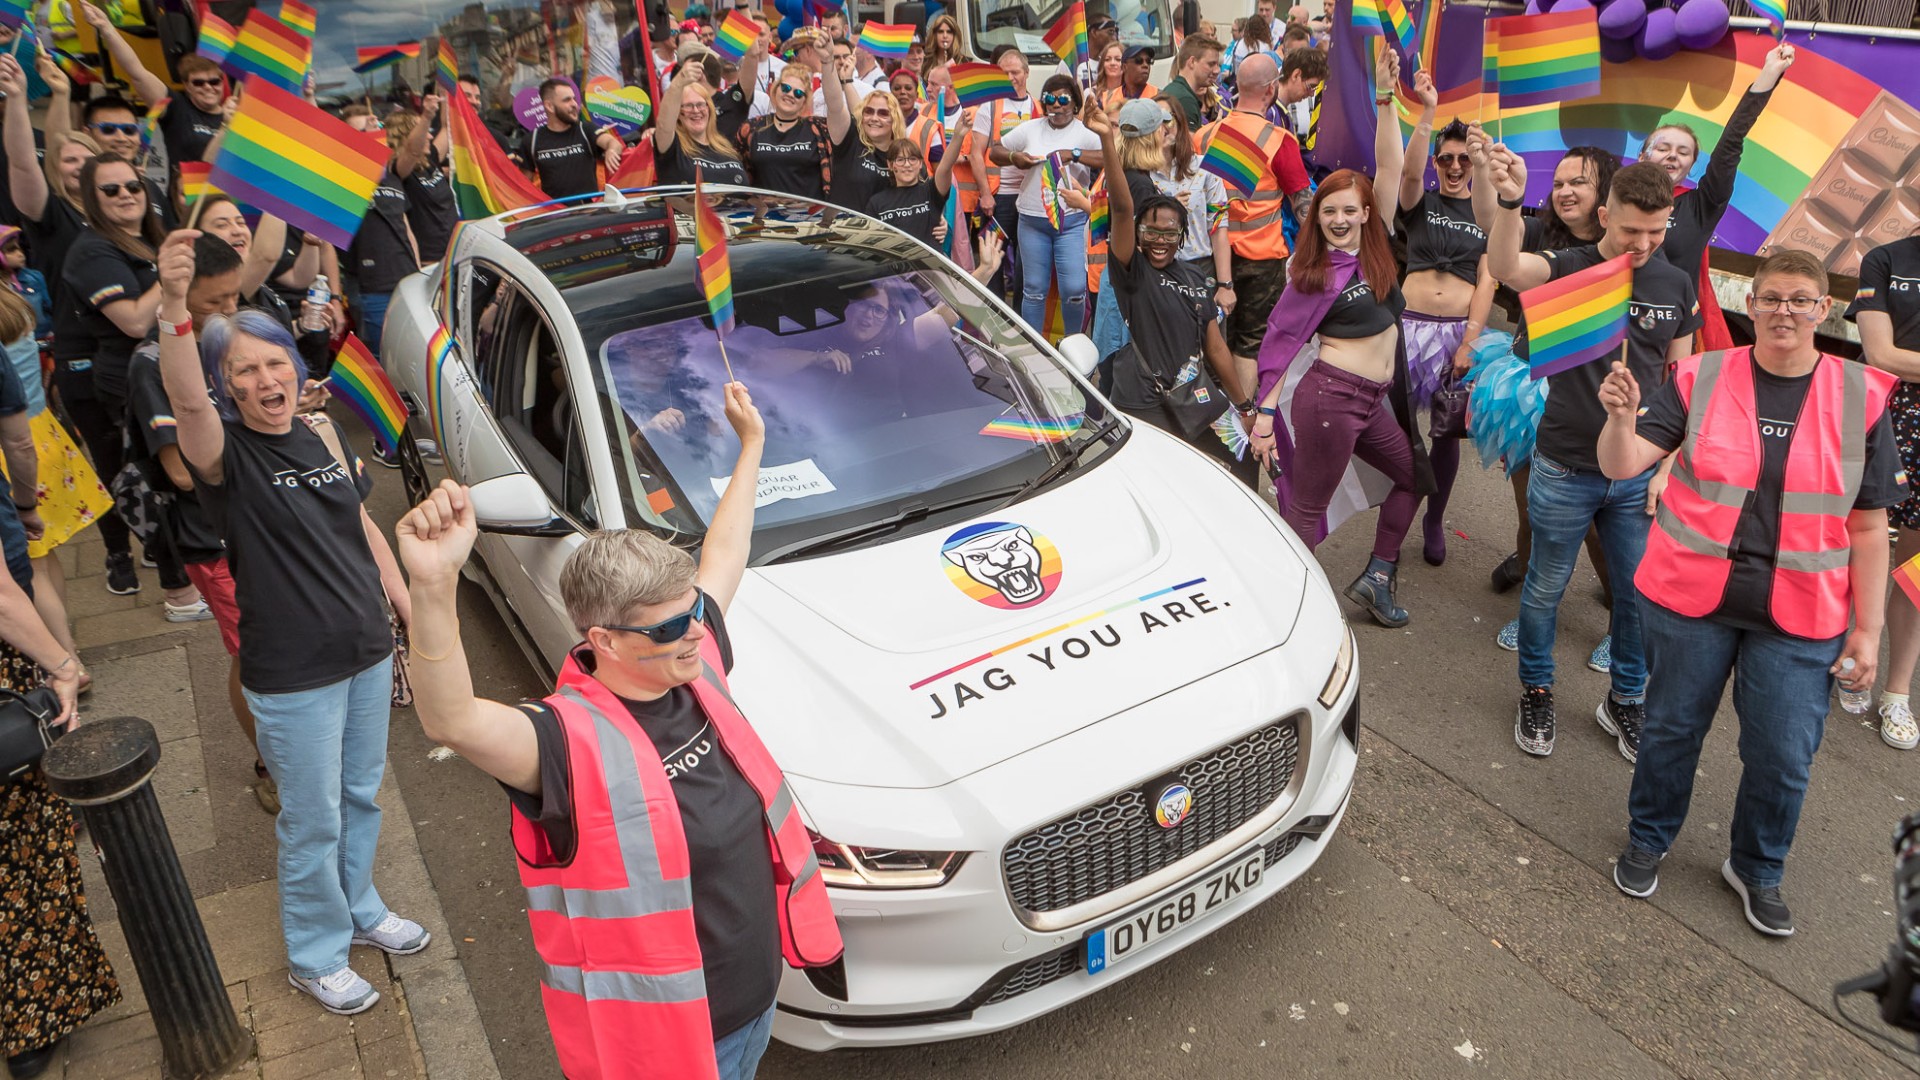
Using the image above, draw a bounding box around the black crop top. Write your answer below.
[1399,191,1485,284]
[1318,275,1406,339]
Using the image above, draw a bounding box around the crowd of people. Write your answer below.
[0,1,1912,1078]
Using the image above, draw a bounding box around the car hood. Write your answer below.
[723,429,1315,789]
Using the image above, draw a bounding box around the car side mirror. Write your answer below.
[469,474,573,538]
[1057,333,1100,378]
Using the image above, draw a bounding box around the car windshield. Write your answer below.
[538,194,1110,561]
[970,0,1173,62]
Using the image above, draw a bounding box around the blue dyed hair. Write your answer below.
[197,309,307,422]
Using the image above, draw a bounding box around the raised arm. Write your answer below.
[154,231,228,481]
[654,63,695,153]
[1466,122,1495,234]
[821,34,852,146]
[242,213,288,297]
[1372,47,1403,228]
[1090,103,1131,266]
[1485,145,1551,291]
[394,96,439,178]
[1696,44,1791,215]
[0,59,47,223]
[33,49,72,146]
[78,1,169,107]
[694,383,766,614]
[1399,69,1437,212]
[932,108,974,195]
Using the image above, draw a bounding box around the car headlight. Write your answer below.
[1318,626,1355,709]
[808,830,966,889]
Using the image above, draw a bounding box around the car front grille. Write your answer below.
[1001,719,1301,915]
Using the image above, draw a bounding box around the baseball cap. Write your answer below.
[1117,98,1171,136]
[1122,43,1154,60]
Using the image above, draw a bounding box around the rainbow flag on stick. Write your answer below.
[446,78,550,216]
[1896,552,1920,609]
[1040,152,1067,229]
[1486,9,1600,110]
[1480,21,1500,122]
[693,170,736,338]
[178,160,212,205]
[0,0,28,30]
[227,9,311,92]
[1043,1,1088,66]
[950,62,1018,108]
[326,334,409,455]
[1353,0,1415,53]
[208,78,386,250]
[1199,120,1265,195]
[278,0,316,39]
[1750,0,1788,38]
[858,22,916,59]
[1411,0,1443,76]
[435,39,459,91]
[712,10,759,62]
[197,11,238,65]
[1088,189,1110,244]
[1520,251,1632,380]
[354,42,421,74]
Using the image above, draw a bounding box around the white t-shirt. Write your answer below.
[1152,167,1229,263]
[972,95,1037,191]
[997,117,1102,218]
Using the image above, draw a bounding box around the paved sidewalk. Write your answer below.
[35,533,500,1080]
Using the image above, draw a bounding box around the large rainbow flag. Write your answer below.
[693,171,736,336]
[1486,9,1600,110]
[208,78,385,250]
[1043,2,1088,67]
[446,81,549,217]
[226,9,311,93]
[1521,252,1632,380]
[326,334,409,455]
[354,42,421,75]
[950,62,1018,108]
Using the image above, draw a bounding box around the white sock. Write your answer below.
[1880,691,1909,714]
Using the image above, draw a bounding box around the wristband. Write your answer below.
[1375,97,1393,106]
[1257,405,1277,416]
[158,314,193,337]
[1497,194,1525,210]
[13,500,34,512]
[1235,399,1255,413]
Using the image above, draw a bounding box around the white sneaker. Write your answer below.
[1880,699,1919,751]
[289,967,380,1015]
[164,599,214,622]
[352,912,431,956]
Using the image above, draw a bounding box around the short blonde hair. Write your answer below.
[560,530,698,632]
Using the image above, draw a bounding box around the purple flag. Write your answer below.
[1308,0,1380,176]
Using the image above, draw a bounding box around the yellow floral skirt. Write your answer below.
[0,411,113,560]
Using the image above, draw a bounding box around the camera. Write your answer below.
[1834,812,1920,1048]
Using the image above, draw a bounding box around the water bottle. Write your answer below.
[1837,657,1871,714]
[300,275,331,333]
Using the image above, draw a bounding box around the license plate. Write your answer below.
[1083,848,1264,975]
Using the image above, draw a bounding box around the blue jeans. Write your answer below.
[358,291,391,356]
[1627,600,1840,888]
[713,1004,776,1080]
[245,655,394,978]
[1017,211,1088,337]
[1518,452,1651,701]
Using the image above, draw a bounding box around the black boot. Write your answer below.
[1344,556,1410,627]
[1490,552,1524,593]
[7,1037,64,1079]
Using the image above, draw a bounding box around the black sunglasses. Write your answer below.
[91,122,140,136]
[188,77,224,88]
[96,181,145,198]
[1434,152,1468,166]
[604,593,706,645]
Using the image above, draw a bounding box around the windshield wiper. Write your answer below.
[759,488,1025,564]
[1006,414,1124,504]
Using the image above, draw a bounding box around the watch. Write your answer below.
[1069,147,1082,162]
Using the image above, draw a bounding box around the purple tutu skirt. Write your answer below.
[1403,312,1468,411]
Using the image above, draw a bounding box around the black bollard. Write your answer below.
[41,716,253,1080]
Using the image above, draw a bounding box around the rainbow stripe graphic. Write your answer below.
[939,522,1065,611]
[354,42,421,74]
[950,62,1018,109]
[326,334,409,455]
[227,10,311,93]
[1043,1,1088,66]
[1521,251,1632,380]
[278,0,316,39]
[1486,9,1600,110]
[1354,0,1416,53]
[1412,0,1443,77]
[197,11,238,66]
[1750,0,1788,38]
[435,39,459,91]
[694,171,736,336]
[178,160,212,205]
[1199,120,1265,195]
[423,325,454,448]
[1897,552,1920,610]
[712,10,759,62]
[1087,189,1110,243]
[979,413,1083,443]
[911,575,1206,690]
[1040,152,1066,230]
[858,22,916,59]
[1480,20,1500,120]
[211,79,385,249]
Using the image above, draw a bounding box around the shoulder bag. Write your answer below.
[0,685,68,783]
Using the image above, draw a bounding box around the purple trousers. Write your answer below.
[1281,360,1420,559]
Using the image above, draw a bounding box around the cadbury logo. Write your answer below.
[1866,126,1916,152]
[1826,178,1873,206]
[1788,226,1837,249]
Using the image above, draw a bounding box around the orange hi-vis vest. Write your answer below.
[511,634,844,1080]
[1085,173,1110,292]
[1637,347,1895,640]
[952,100,1023,213]
[905,112,943,171]
[1200,110,1292,262]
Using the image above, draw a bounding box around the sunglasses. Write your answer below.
[777,83,808,99]
[91,122,140,136]
[95,181,145,198]
[188,77,224,88]
[1041,93,1074,106]
[1434,152,1468,166]
[604,593,707,645]
[862,108,893,118]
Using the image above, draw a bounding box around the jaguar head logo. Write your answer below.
[940,522,1063,609]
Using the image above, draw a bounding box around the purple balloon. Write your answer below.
[1598,0,1649,39]
[1636,5,1681,60]
[1547,0,1593,9]
[1673,0,1731,49]
[1525,0,1544,11]
[1601,32,1640,62]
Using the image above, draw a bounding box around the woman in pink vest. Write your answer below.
[395,382,842,1080]
[1594,250,1902,939]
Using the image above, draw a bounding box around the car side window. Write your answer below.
[475,283,598,528]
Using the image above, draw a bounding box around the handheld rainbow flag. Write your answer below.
[1520,251,1632,380]
[693,170,736,338]
[1199,120,1265,195]
[354,42,421,74]
[1486,8,1600,110]
[209,78,386,249]
[197,10,238,65]
[435,39,458,90]
[1087,188,1110,243]
[1040,152,1066,229]
[712,10,759,62]
[1352,0,1415,53]
[1410,0,1443,77]
[1896,551,1920,610]
[227,9,311,92]
[1043,1,1088,67]
[1480,20,1500,121]
[0,1,28,30]
[178,160,212,205]
[447,79,550,216]
[979,413,1082,443]
[1750,0,1788,38]
[140,96,168,159]
[950,62,1018,108]
[326,334,409,456]
[858,23,916,59]
[278,0,316,39]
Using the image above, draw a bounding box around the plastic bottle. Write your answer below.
[1837,657,1871,714]
[300,275,331,333]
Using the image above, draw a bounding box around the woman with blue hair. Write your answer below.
[149,231,423,1017]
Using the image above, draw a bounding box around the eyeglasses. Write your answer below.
[862,108,893,118]
[1140,226,1182,241]
[777,83,808,99]
[188,77,224,88]
[90,122,140,136]
[1433,152,1467,166]
[95,181,145,198]
[1751,295,1822,314]
[1041,93,1074,106]
[603,593,706,645]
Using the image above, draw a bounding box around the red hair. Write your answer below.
[1289,169,1397,300]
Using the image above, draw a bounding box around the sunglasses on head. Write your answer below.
[604,593,706,645]
[777,83,808,99]
[1041,92,1074,106]
[1434,152,1467,166]
[95,181,145,198]
[91,122,140,136]
[188,77,224,88]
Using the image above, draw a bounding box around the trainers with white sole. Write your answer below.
[164,599,214,622]
[1880,699,1919,750]
[352,912,430,956]
[289,967,380,1015]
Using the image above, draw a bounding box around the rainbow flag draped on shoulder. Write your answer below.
[446,81,549,218]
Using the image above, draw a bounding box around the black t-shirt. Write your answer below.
[1108,248,1214,410]
[528,121,603,199]
[1635,352,1905,636]
[62,232,158,407]
[867,181,942,247]
[504,598,782,1041]
[125,341,223,563]
[189,418,391,693]
[29,199,90,396]
[1846,237,1920,351]
[1661,87,1771,280]
[349,167,418,295]
[403,153,460,265]
[1400,191,1485,285]
[830,135,891,213]
[1526,245,1703,472]
[160,99,223,167]
[656,137,750,187]
[739,117,829,200]
[1318,274,1406,338]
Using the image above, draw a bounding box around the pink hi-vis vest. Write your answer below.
[511,633,844,1080]
[1636,347,1895,640]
